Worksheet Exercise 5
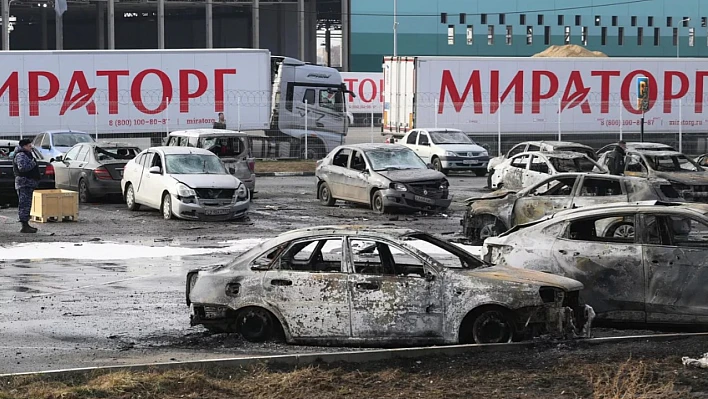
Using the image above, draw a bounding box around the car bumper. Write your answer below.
[173,195,250,221]
[381,189,452,212]
[440,155,489,170]
[89,179,123,196]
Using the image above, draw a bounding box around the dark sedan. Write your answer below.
[53,142,140,203]
[0,140,55,205]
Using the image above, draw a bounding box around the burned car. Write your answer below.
[490,151,606,191]
[462,173,681,244]
[483,201,708,325]
[597,150,708,202]
[596,141,675,157]
[316,144,452,214]
[187,226,590,346]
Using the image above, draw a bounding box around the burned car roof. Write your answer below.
[630,150,689,157]
[341,143,409,152]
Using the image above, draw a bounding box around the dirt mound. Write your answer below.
[532,44,608,57]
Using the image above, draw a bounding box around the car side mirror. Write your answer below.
[425,272,435,282]
[149,166,161,174]
[360,169,369,175]
[427,163,434,170]
[54,155,62,162]
[42,144,50,150]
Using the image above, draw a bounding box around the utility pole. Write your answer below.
[393,0,397,56]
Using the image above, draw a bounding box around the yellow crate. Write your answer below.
[30,189,79,223]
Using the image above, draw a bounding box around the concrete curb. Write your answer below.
[256,172,315,177]
[2,332,708,378]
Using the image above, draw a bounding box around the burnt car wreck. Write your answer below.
[187,226,592,346]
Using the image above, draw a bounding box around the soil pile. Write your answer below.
[533,44,608,57]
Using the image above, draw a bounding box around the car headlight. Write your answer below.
[389,182,407,191]
[235,184,248,200]
[176,183,196,197]
[481,150,488,156]
[439,179,449,190]
[445,151,457,157]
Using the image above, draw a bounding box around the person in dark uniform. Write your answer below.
[13,139,39,233]
[606,140,627,176]
[213,113,227,129]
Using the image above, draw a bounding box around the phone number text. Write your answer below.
[109,118,172,127]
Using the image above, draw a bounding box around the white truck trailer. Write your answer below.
[0,49,352,159]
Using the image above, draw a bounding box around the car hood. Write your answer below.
[653,171,708,185]
[465,188,517,203]
[377,168,446,182]
[436,144,487,154]
[457,265,584,291]
[170,174,240,188]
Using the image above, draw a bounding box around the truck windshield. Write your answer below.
[366,148,427,171]
[319,89,345,113]
[165,154,227,175]
[430,131,474,145]
[645,154,703,172]
[53,133,94,147]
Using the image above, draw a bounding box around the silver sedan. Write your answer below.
[315,144,452,214]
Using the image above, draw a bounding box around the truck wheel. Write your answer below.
[372,190,386,214]
[319,182,336,206]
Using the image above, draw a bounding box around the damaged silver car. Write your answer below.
[316,144,452,213]
[483,201,708,325]
[462,173,682,244]
[187,226,591,346]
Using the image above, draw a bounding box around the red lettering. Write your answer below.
[29,71,60,117]
[344,78,357,103]
[59,72,97,116]
[0,72,19,117]
[379,79,384,103]
[591,71,621,113]
[560,71,591,113]
[130,69,173,114]
[359,78,377,103]
[490,71,523,114]
[663,71,689,113]
[214,69,236,113]
[695,72,708,113]
[531,71,558,114]
[621,70,658,114]
[179,70,208,113]
[97,70,129,114]
[438,70,482,114]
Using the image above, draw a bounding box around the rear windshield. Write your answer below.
[550,157,597,173]
[198,136,247,157]
[53,133,94,147]
[95,146,140,161]
[558,147,596,160]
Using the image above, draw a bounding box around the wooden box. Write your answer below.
[30,189,79,223]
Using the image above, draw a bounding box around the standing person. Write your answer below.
[13,139,39,233]
[606,140,627,176]
[213,113,227,129]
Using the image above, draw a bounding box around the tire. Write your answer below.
[474,170,487,177]
[371,190,386,214]
[236,307,274,343]
[319,182,336,206]
[472,216,505,245]
[432,157,448,175]
[606,222,635,238]
[78,178,93,203]
[125,184,140,211]
[161,192,173,220]
[460,308,514,344]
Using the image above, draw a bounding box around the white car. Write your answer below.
[120,146,250,221]
[400,128,489,176]
[490,151,607,190]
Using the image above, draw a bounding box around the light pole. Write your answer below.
[678,18,690,58]
[393,0,398,56]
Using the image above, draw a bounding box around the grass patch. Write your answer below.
[256,160,316,174]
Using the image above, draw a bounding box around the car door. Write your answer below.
[416,131,433,163]
[346,237,444,340]
[571,175,628,209]
[262,237,351,339]
[341,150,370,203]
[141,152,167,207]
[625,154,650,178]
[551,213,645,322]
[511,175,578,225]
[69,144,91,190]
[405,130,419,153]
[326,148,352,200]
[642,213,708,323]
[524,154,552,187]
[134,151,155,205]
[53,145,80,190]
[501,154,530,189]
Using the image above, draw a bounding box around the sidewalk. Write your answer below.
[255,160,316,177]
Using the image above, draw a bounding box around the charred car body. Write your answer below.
[483,202,708,325]
[597,150,708,202]
[596,142,675,156]
[187,226,591,346]
[462,173,682,243]
[490,151,606,191]
[316,144,452,214]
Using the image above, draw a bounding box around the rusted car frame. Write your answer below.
[187,226,591,346]
[462,173,682,244]
[483,202,708,325]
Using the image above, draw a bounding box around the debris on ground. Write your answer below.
[683,353,708,369]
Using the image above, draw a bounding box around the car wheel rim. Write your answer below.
[473,311,512,344]
[321,186,330,202]
[479,223,498,240]
[614,224,634,238]
[163,196,171,219]
[79,181,87,202]
[434,160,441,171]
[240,309,269,340]
[126,187,134,207]
[374,196,383,211]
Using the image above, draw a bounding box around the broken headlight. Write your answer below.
[439,180,449,190]
[234,183,248,201]
[390,182,407,191]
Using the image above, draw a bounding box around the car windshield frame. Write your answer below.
[429,131,475,145]
[549,156,599,173]
[51,133,94,147]
[401,233,489,270]
[644,154,703,172]
[164,153,227,175]
[366,148,428,171]
[95,146,140,161]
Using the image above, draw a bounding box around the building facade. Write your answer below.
[350,0,708,72]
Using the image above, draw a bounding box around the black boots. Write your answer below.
[20,221,37,233]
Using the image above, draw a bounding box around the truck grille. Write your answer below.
[195,188,234,199]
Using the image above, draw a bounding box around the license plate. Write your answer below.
[463,160,479,165]
[205,209,230,216]
[414,195,435,204]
